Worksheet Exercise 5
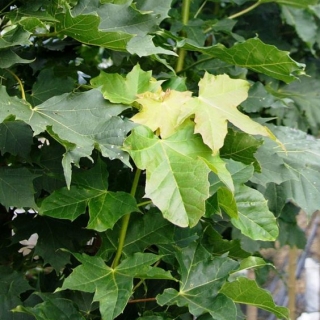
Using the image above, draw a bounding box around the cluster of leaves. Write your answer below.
[1,0,320,319]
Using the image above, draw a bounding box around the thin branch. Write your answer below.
[128,298,156,304]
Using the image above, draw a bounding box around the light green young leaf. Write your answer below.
[220,277,289,319]
[232,185,279,241]
[91,64,162,104]
[131,89,193,139]
[59,253,174,320]
[124,122,232,227]
[184,73,276,154]
[40,160,139,232]
[157,243,239,317]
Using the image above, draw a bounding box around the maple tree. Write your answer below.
[1,0,320,319]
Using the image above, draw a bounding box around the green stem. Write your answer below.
[137,200,152,207]
[112,169,141,268]
[0,0,15,14]
[5,69,26,101]
[194,0,208,18]
[177,56,214,74]
[175,0,192,73]
[228,1,261,20]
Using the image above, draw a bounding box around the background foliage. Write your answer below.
[1,0,320,319]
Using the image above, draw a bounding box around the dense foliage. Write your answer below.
[1,0,320,319]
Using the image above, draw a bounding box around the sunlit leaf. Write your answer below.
[91,64,162,104]
[232,185,279,241]
[220,277,290,319]
[124,122,233,227]
[184,73,276,154]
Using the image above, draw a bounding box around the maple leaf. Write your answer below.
[131,89,193,138]
[184,73,277,154]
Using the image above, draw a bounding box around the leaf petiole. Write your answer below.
[228,1,262,20]
[5,69,26,101]
[112,168,141,268]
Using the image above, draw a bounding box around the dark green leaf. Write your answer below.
[40,160,139,231]
[220,129,262,172]
[157,243,238,317]
[0,120,33,159]
[13,294,86,320]
[59,253,174,320]
[0,167,38,208]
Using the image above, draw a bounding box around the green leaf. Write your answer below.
[0,86,132,187]
[0,120,33,159]
[220,128,263,172]
[59,253,174,320]
[232,257,271,274]
[220,277,290,319]
[217,187,238,218]
[184,73,276,154]
[250,138,295,186]
[202,226,251,260]
[40,160,139,232]
[0,49,33,68]
[0,266,33,320]
[159,32,305,83]
[271,77,320,134]
[231,185,279,241]
[13,294,86,320]
[157,243,238,317]
[124,122,216,227]
[30,69,75,106]
[91,64,162,104]
[241,82,276,114]
[0,25,31,49]
[135,0,172,22]
[131,89,193,139]
[277,202,306,248]
[127,35,177,57]
[281,6,317,50]
[261,0,318,9]
[116,211,175,256]
[12,214,93,271]
[0,167,38,208]
[267,126,320,217]
[56,9,133,51]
